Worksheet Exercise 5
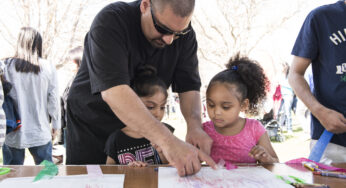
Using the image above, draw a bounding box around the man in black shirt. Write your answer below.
[66,0,215,176]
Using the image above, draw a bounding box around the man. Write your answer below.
[66,0,215,176]
[289,0,346,163]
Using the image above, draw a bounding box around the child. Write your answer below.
[104,65,174,166]
[203,54,279,164]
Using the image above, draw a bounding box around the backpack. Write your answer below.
[1,59,22,134]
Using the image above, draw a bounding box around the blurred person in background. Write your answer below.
[2,27,60,165]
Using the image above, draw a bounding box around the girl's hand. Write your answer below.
[249,145,276,163]
[128,161,148,167]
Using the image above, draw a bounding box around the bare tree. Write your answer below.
[193,0,309,70]
[0,0,109,68]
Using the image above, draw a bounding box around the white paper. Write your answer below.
[0,174,124,188]
[159,166,293,188]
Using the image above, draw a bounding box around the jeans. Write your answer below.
[2,141,52,165]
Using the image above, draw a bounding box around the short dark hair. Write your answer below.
[131,65,168,99]
[67,46,83,67]
[152,0,195,17]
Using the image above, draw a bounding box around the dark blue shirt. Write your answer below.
[292,0,346,147]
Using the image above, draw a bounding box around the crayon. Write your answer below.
[303,162,320,172]
[313,171,346,179]
[291,182,329,188]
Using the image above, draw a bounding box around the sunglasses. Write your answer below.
[150,1,192,37]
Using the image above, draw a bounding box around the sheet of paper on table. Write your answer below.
[0,174,125,188]
[159,166,293,188]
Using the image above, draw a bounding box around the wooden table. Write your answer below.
[1,163,346,187]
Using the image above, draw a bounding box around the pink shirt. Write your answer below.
[203,118,266,163]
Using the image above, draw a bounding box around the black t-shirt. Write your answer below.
[66,0,200,164]
[105,130,161,165]
[104,124,174,165]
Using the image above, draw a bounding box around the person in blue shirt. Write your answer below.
[289,0,346,163]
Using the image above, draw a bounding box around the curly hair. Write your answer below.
[206,53,269,115]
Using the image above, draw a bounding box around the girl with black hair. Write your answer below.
[104,65,173,166]
[203,54,279,164]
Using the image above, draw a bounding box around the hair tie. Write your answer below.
[231,65,237,71]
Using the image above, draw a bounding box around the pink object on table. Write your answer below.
[225,161,238,170]
[285,157,346,173]
[217,159,238,170]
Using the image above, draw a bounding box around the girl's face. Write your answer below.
[140,91,167,121]
[206,83,248,129]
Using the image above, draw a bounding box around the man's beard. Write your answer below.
[150,38,167,48]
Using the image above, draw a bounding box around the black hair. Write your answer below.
[67,46,83,67]
[131,65,168,99]
[206,53,269,115]
[13,27,43,74]
[152,0,195,17]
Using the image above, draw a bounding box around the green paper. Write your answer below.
[33,160,58,182]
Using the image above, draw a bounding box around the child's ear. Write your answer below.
[240,99,249,112]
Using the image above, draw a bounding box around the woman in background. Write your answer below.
[2,27,60,165]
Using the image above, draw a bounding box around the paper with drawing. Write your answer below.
[159,166,293,188]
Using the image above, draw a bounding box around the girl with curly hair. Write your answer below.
[203,54,279,164]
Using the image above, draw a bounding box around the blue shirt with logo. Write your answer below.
[292,0,346,147]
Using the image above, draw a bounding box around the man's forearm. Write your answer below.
[179,91,202,130]
[101,85,173,146]
[288,71,324,119]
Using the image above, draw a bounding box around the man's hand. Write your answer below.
[316,107,346,134]
[186,127,213,156]
[162,136,216,177]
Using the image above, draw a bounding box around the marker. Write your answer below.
[313,171,346,179]
[0,167,11,175]
[291,182,329,188]
[303,162,320,172]
[276,175,329,188]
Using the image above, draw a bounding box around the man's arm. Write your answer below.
[288,56,346,133]
[179,91,213,155]
[101,85,216,176]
